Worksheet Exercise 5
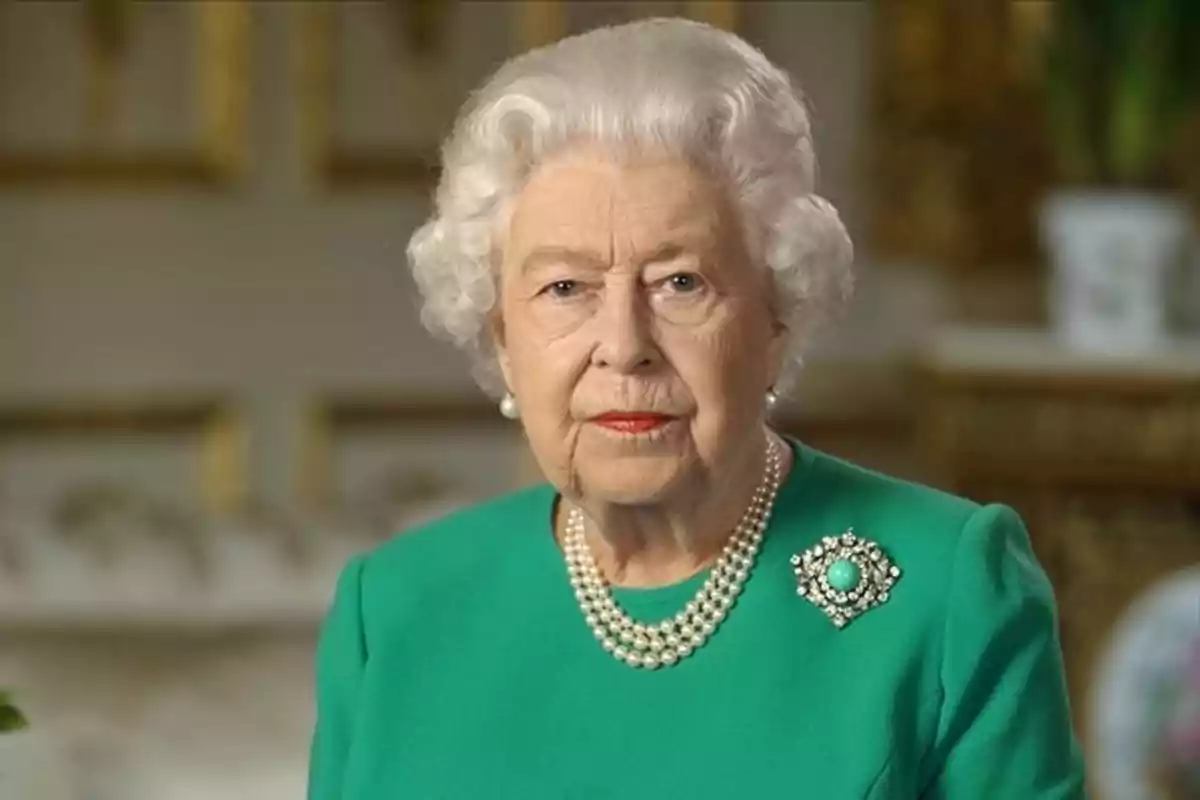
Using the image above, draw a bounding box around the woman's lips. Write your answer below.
[590,412,676,434]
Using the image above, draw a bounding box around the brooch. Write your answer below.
[791,529,901,628]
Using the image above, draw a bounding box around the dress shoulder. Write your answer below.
[366,483,555,566]
[349,483,556,625]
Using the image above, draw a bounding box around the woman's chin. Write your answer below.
[576,461,687,506]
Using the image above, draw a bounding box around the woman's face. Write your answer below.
[496,146,785,507]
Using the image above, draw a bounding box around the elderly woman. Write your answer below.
[308,18,1084,799]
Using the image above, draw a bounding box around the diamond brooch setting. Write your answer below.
[791,529,901,629]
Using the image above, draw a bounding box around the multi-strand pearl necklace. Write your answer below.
[563,438,784,669]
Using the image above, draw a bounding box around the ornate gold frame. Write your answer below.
[296,0,739,189]
[0,398,247,513]
[0,1,250,188]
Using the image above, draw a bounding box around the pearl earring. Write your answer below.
[764,389,779,411]
[499,392,519,420]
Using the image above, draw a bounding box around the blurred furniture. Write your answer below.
[917,326,1200,788]
[0,398,347,633]
[1089,567,1200,800]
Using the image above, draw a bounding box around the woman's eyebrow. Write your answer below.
[636,243,688,269]
[519,246,609,273]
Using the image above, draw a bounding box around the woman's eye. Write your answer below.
[543,279,580,298]
[666,272,703,293]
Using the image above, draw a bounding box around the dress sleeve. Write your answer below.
[921,504,1087,799]
[308,554,369,800]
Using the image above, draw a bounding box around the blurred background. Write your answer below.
[0,1,1197,798]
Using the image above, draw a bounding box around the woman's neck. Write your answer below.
[557,429,793,588]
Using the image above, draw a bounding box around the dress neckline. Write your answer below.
[535,436,815,620]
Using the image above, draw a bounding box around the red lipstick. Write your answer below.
[590,412,674,434]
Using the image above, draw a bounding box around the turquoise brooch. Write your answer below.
[791,529,901,628]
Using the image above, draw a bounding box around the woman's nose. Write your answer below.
[591,283,659,372]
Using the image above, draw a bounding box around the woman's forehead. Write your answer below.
[505,151,730,264]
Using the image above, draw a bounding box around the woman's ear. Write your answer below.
[497,347,514,392]
[491,312,514,390]
[765,318,788,389]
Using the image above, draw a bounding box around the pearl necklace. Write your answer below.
[563,438,784,669]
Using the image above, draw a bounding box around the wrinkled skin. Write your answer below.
[495,145,791,585]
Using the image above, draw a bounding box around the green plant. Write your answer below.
[0,690,28,733]
[1044,0,1200,187]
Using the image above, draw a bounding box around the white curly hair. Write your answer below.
[407,17,853,397]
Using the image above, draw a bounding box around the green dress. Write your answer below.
[308,441,1086,799]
